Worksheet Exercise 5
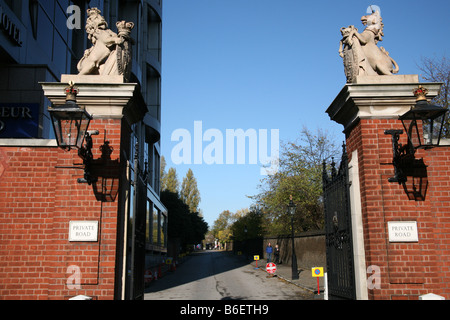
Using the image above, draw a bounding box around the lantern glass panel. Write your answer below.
[401,118,422,148]
[423,113,447,146]
[288,203,296,216]
[400,102,448,149]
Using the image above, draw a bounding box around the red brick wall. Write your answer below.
[427,147,450,299]
[346,119,450,300]
[0,119,123,300]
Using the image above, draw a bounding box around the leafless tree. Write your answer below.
[417,55,449,136]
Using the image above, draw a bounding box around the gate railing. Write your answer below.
[322,144,356,300]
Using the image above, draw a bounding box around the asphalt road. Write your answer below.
[144,250,313,300]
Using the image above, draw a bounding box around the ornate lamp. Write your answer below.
[384,85,448,200]
[48,82,92,150]
[288,195,299,280]
[399,86,448,149]
[288,195,297,216]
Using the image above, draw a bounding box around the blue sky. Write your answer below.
[160,0,450,227]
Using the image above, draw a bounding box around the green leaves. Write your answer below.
[161,190,208,249]
[160,157,207,249]
[180,168,201,214]
[253,127,340,235]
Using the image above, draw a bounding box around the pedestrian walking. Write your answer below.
[266,243,273,263]
[274,244,281,264]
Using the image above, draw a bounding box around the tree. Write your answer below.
[230,208,264,241]
[160,161,207,251]
[417,55,450,136]
[212,210,233,236]
[161,190,190,242]
[252,126,340,235]
[161,190,208,252]
[164,167,179,193]
[180,168,201,213]
[189,210,208,244]
[211,210,234,245]
[160,156,167,191]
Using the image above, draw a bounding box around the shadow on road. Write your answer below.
[144,251,248,294]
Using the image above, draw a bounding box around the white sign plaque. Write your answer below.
[69,221,99,242]
[388,221,418,242]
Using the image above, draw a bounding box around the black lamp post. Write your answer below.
[48,82,92,150]
[288,195,299,280]
[244,225,248,259]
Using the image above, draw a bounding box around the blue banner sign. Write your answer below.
[0,103,40,138]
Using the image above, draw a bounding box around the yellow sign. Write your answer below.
[165,258,173,265]
[312,267,324,277]
[254,255,260,261]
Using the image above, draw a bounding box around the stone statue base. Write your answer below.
[41,75,146,125]
[61,74,125,84]
[353,74,418,84]
[326,75,441,133]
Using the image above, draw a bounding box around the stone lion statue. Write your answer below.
[339,10,399,82]
[77,8,134,82]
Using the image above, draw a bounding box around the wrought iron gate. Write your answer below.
[322,145,356,300]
